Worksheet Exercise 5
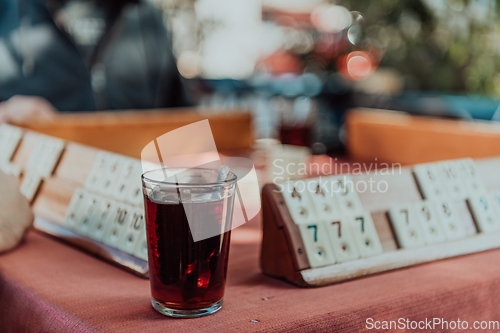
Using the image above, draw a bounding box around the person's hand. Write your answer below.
[0,171,33,253]
[0,95,57,124]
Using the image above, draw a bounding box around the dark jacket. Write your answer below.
[0,0,191,111]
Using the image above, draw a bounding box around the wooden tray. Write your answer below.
[16,108,253,158]
[346,108,500,165]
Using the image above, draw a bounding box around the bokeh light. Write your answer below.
[338,51,374,80]
[311,4,352,33]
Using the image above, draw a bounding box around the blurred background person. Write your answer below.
[0,0,191,123]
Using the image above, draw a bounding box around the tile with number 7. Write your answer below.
[325,218,360,263]
[388,204,427,249]
[297,222,336,268]
[346,212,383,258]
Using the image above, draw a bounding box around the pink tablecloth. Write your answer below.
[1,155,500,332]
[1,217,500,332]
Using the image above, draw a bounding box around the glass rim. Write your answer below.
[141,167,237,186]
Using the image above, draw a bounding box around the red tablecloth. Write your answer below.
[1,214,500,332]
[2,155,500,332]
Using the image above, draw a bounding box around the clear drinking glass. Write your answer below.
[142,168,237,318]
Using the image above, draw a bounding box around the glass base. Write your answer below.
[151,298,223,318]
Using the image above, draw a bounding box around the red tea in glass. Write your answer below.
[142,168,236,318]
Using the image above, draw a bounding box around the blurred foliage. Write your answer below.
[339,0,500,95]
[155,0,500,95]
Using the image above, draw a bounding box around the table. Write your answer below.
[2,155,500,332]
[2,211,500,332]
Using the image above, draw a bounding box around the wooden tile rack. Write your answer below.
[1,125,149,278]
[260,157,500,287]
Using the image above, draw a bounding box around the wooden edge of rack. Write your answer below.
[260,184,310,286]
[300,231,500,286]
[34,216,149,278]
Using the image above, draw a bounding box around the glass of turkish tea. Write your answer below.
[142,168,237,318]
